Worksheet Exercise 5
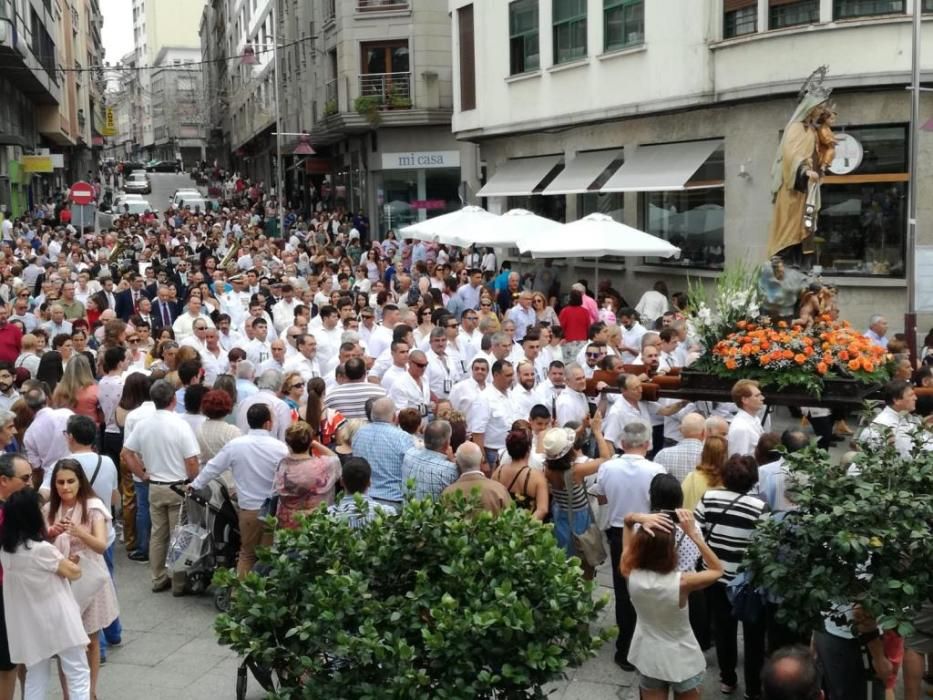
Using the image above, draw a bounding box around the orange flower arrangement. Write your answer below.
[701,316,892,395]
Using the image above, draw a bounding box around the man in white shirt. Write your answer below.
[440,313,472,375]
[199,328,230,385]
[449,356,488,415]
[510,361,537,420]
[258,339,288,375]
[555,363,590,428]
[860,379,930,458]
[283,333,322,382]
[727,379,766,457]
[172,296,214,342]
[520,329,548,385]
[245,317,273,367]
[121,380,200,594]
[458,307,483,352]
[271,283,299,334]
[22,385,73,473]
[424,328,463,400]
[191,403,288,578]
[179,317,210,354]
[235,369,293,441]
[389,349,433,416]
[366,304,400,360]
[532,360,566,420]
[589,419,666,669]
[312,306,343,373]
[380,340,410,394]
[618,308,648,363]
[863,314,888,350]
[603,374,652,449]
[468,359,517,468]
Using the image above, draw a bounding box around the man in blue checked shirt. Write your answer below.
[401,420,458,502]
[350,397,413,508]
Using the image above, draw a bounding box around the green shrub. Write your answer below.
[745,433,933,636]
[214,494,611,699]
[323,99,338,117]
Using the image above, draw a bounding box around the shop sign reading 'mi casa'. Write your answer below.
[381,151,460,170]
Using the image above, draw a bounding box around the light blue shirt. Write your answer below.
[351,421,413,503]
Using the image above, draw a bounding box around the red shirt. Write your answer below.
[558,306,591,342]
[0,323,22,363]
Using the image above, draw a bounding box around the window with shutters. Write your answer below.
[723,0,757,37]
[553,0,587,64]
[769,0,820,29]
[458,5,476,111]
[509,0,540,75]
[604,0,644,51]
[833,0,905,19]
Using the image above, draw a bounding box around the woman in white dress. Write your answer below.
[620,507,723,699]
[45,459,119,700]
[1,489,90,700]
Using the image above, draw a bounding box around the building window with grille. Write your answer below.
[553,0,587,64]
[604,0,643,51]
[833,0,905,19]
[509,0,539,74]
[769,0,820,29]
[724,0,758,38]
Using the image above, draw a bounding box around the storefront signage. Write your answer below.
[21,156,54,173]
[410,199,447,210]
[381,150,460,170]
[828,133,863,175]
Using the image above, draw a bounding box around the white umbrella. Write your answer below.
[399,205,500,245]
[519,212,681,258]
[442,208,562,248]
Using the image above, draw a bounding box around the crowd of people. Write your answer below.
[0,186,930,700]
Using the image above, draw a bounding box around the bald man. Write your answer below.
[705,415,729,439]
[653,412,706,482]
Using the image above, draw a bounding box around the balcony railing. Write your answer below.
[357,0,409,9]
[325,0,336,21]
[357,72,411,109]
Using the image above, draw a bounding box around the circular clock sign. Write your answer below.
[828,133,864,176]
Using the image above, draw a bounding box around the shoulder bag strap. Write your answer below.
[89,455,103,487]
[506,466,529,493]
[706,491,747,542]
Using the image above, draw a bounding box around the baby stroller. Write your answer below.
[169,480,240,611]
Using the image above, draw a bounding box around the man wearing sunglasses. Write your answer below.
[0,453,34,699]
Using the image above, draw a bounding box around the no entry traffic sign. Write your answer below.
[69,181,95,206]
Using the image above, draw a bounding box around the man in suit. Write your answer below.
[152,285,179,331]
[115,273,146,321]
[93,276,118,314]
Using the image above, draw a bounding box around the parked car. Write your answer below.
[123,172,151,195]
[115,199,155,217]
[169,189,202,209]
[146,160,180,173]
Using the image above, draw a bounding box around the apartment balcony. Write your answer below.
[311,72,450,145]
[357,72,411,109]
[0,21,61,104]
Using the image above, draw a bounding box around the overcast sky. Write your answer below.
[100,0,134,64]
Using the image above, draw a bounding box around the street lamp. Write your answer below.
[240,1,284,238]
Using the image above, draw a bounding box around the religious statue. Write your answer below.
[766,66,836,263]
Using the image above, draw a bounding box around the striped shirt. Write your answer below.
[323,381,387,419]
[694,488,769,581]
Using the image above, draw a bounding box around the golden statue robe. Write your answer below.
[767,121,818,258]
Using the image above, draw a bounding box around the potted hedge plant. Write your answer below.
[323,99,338,117]
[353,95,382,126]
[745,432,933,636]
[214,494,611,699]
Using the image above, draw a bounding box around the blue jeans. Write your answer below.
[550,501,591,558]
[100,544,122,653]
[134,481,151,556]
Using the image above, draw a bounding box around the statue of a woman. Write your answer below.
[766,69,834,263]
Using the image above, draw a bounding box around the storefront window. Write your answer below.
[377,167,461,237]
[816,125,907,277]
[578,192,623,221]
[643,189,725,269]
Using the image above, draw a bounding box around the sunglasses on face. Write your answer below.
[411,362,428,369]
[289,383,304,390]
[586,352,601,358]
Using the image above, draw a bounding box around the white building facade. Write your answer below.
[448,0,933,331]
